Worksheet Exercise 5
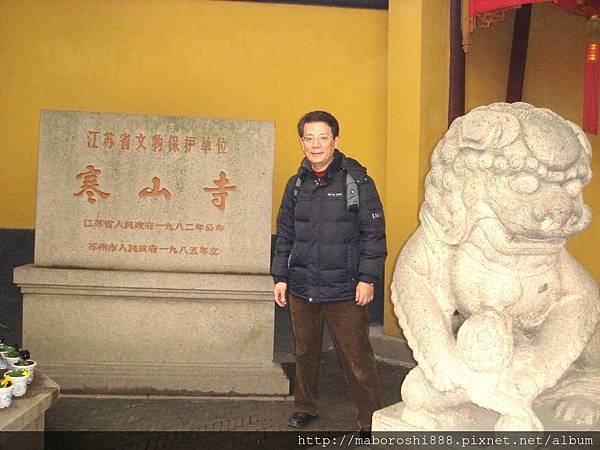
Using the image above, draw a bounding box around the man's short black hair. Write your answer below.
[297,111,339,138]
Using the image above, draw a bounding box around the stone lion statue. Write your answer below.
[392,102,600,431]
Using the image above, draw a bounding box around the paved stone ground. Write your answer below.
[44,351,410,449]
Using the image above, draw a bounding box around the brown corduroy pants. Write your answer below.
[289,293,382,428]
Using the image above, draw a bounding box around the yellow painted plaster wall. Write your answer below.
[418,0,451,201]
[0,0,387,229]
[465,9,515,110]
[465,4,600,281]
[525,3,600,281]
[384,0,449,336]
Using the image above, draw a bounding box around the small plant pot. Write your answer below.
[4,372,28,397]
[10,360,36,384]
[0,384,14,408]
[0,349,14,370]
[4,356,19,367]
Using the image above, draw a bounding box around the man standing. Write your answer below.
[271,111,386,433]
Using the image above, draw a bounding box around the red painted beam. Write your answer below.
[470,0,552,16]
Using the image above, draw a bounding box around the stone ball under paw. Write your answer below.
[457,308,514,373]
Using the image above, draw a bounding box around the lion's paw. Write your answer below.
[401,408,440,430]
[401,406,473,430]
[553,396,600,426]
[494,412,543,432]
[439,406,475,427]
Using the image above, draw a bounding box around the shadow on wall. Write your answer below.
[0,229,34,346]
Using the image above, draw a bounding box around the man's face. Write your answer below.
[301,121,339,171]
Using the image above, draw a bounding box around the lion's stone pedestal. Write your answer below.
[14,265,289,396]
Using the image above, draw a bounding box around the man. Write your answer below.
[271,110,387,433]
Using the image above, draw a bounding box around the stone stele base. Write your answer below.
[373,401,597,432]
[13,264,289,397]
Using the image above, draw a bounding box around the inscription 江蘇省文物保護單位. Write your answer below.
[36,110,274,274]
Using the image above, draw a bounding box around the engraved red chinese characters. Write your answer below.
[203,171,237,212]
[73,165,111,204]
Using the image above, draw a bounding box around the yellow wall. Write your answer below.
[466,3,600,281]
[9,0,598,334]
[525,3,600,281]
[418,0,451,201]
[384,0,449,336]
[0,0,387,229]
[466,9,515,110]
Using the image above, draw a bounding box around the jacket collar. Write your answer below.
[299,149,345,179]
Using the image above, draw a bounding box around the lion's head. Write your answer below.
[421,102,592,245]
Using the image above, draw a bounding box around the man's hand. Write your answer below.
[274,282,288,307]
[355,281,374,306]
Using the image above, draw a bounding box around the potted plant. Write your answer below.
[0,342,11,370]
[0,328,12,369]
[4,369,29,397]
[0,339,10,353]
[3,347,20,367]
[10,350,36,384]
[0,375,14,408]
[0,335,13,352]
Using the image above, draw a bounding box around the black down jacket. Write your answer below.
[271,150,387,303]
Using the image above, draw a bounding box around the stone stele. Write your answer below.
[373,103,600,431]
[35,109,274,274]
[15,110,288,396]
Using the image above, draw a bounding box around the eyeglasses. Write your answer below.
[301,134,333,145]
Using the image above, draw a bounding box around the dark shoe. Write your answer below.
[359,426,372,441]
[287,411,319,428]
